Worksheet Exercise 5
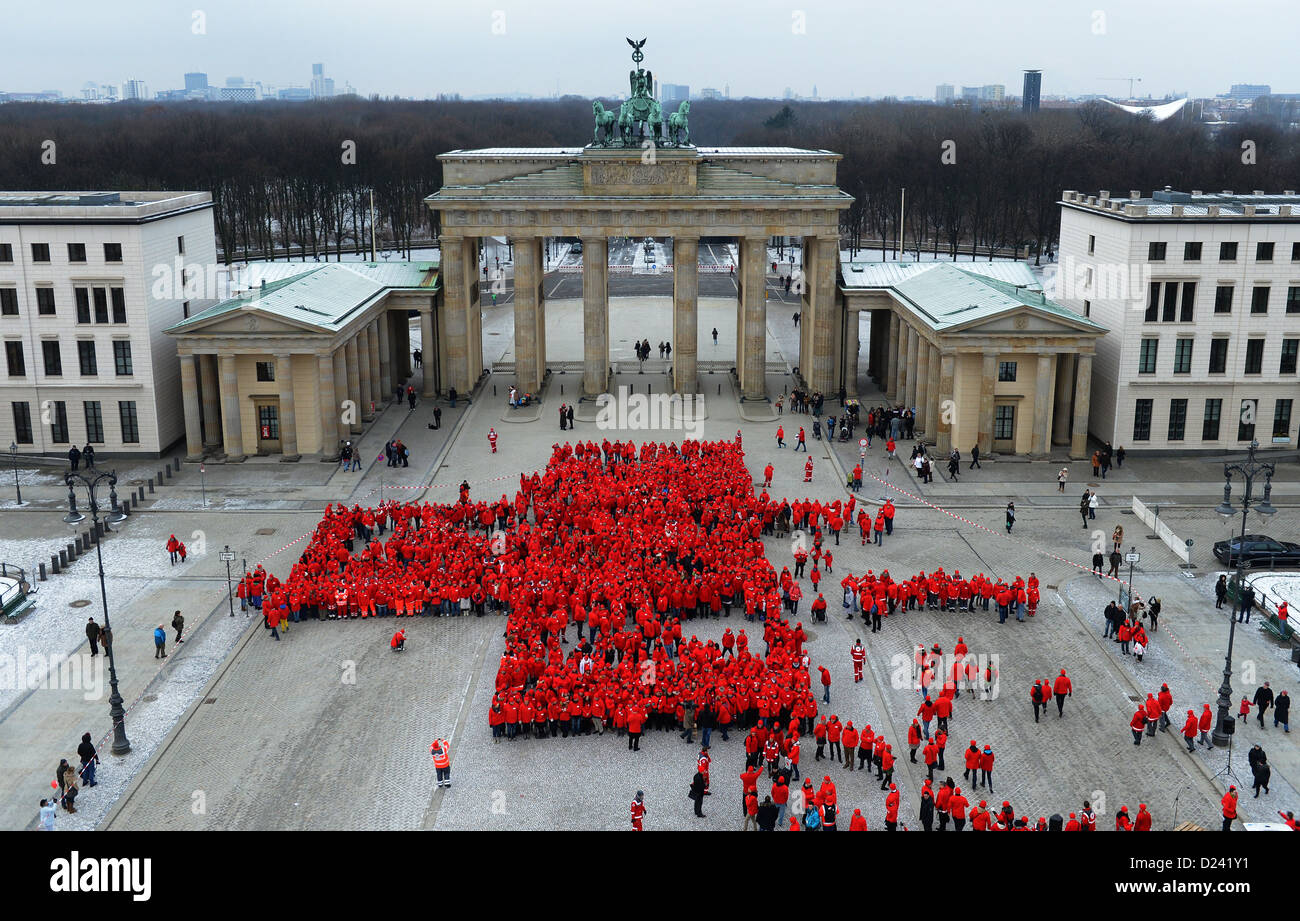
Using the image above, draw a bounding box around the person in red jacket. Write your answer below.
[978,745,995,792]
[390,628,406,651]
[908,720,923,763]
[763,463,774,488]
[1221,786,1239,832]
[818,665,832,704]
[850,639,866,683]
[630,791,646,831]
[1115,807,1132,831]
[922,739,939,782]
[1064,812,1081,831]
[884,783,900,831]
[1129,706,1147,746]
[841,721,859,771]
[1198,703,1214,748]
[948,786,969,831]
[1133,803,1152,831]
[1180,709,1198,752]
[1052,669,1072,717]
[849,807,867,830]
[1157,683,1174,733]
[1143,692,1161,738]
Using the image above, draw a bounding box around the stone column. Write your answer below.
[935,351,955,454]
[344,337,362,434]
[977,353,997,454]
[317,352,339,459]
[356,328,373,419]
[843,308,860,398]
[218,353,244,460]
[673,236,699,394]
[513,236,543,393]
[275,353,298,458]
[582,236,609,396]
[1033,353,1052,455]
[367,319,383,410]
[1071,352,1093,458]
[377,312,392,399]
[887,312,900,401]
[925,344,940,438]
[905,326,921,410]
[179,353,203,460]
[420,307,436,397]
[198,353,221,448]
[809,237,839,394]
[332,348,351,439]
[1052,353,1074,446]
[914,336,930,432]
[741,236,768,400]
[896,324,911,408]
[441,235,475,394]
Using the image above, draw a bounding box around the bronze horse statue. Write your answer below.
[592,100,617,145]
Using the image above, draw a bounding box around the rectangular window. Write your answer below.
[67,243,86,263]
[182,301,190,319]
[1183,241,1202,261]
[1167,398,1188,441]
[1138,338,1158,374]
[103,243,122,262]
[1208,338,1229,373]
[1203,398,1222,441]
[49,400,68,443]
[1180,281,1196,322]
[83,401,103,443]
[112,340,133,376]
[993,405,1015,440]
[93,288,108,324]
[1239,400,1257,441]
[0,243,12,262]
[78,341,97,376]
[1274,399,1293,440]
[35,288,55,316]
[74,287,90,324]
[258,404,280,440]
[0,289,17,316]
[1214,285,1233,314]
[1287,287,1300,314]
[1162,282,1178,321]
[110,287,126,324]
[1251,286,1270,314]
[1257,242,1275,262]
[1220,242,1238,261]
[1083,299,1091,317]
[177,235,185,255]
[5,341,24,377]
[30,243,50,262]
[1132,399,1153,441]
[1145,282,1160,321]
[1283,339,1299,374]
[1088,234,1095,255]
[11,401,32,444]
[1148,241,1167,261]
[1293,242,1300,262]
[41,340,61,376]
[1173,338,1193,374]
[1244,338,1265,374]
[255,361,276,382]
[118,401,139,444]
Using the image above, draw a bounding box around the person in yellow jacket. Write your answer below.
[431,738,452,788]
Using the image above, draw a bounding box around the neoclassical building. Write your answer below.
[165,262,439,460]
[842,260,1107,457]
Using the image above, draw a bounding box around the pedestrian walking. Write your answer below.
[1091,551,1104,578]
[431,738,452,788]
[153,624,167,658]
[68,445,81,472]
[1004,502,1015,533]
[630,791,646,831]
[1079,492,1090,528]
[1274,691,1290,732]
[171,610,185,644]
[1107,549,1121,578]
[1057,467,1067,492]
[1221,786,1239,832]
[969,444,981,469]
[85,617,100,657]
[1215,575,1228,609]
[1053,669,1072,717]
[690,770,707,818]
[433,406,442,429]
[1088,491,1099,520]
[77,732,100,787]
[1253,682,1274,728]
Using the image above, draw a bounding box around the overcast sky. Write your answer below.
[5,0,1296,100]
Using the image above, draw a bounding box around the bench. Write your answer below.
[2,595,35,624]
[1260,611,1294,643]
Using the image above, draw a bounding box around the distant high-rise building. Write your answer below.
[661,83,689,106]
[218,86,257,102]
[278,86,312,101]
[812,84,817,99]
[1227,83,1270,99]
[310,63,333,99]
[184,72,208,92]
[123,79,148,100]
[935,83,955,103]
[1022,70,1042,112]
[697,87,722,100]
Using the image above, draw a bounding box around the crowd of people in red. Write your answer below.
[833,567,1043,628]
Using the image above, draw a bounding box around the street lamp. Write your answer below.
[9,441,20,506]
[64,469,131,756]
[1211,439,1275,748]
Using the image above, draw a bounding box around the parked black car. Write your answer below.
[1213,534,1300,568]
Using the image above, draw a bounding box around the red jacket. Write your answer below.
[1053,673,1072,696]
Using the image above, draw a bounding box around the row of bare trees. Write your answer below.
[0,96,1296,266]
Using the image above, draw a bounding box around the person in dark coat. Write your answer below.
[85,617,100,656]
[1215,575,1228,609]
[77,733,99,787]
[81,444,95,468]
[918,783,936,831]
[756,795,778,831]
[1273,691,1290,732]
[68,445,81,471]
[1252,756,1271,798]
[567,405,575,427]
[689,770,707,817]
[1253,682,1274,727]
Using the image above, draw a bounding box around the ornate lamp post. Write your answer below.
[9,441,20,506]
[64,469,131,755]
[1211,439,1275,747]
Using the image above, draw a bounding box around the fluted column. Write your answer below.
[914,336,930,432]
[582,236,609,396]
[276,353,298,458]
[905,326,920,411]
[740,236,768,400]
[887,312,901,401]
[1033,353,1052,455]
[367,319,382,412]
[673,236,699,394]
[843,308,860,398]
[925,344,940,439]
[513,236,543,394]
[218,353,244,460]
[179,353,203,460]
[441,235,476,394]
[357,328,373,419]
[809,236,839,393]
[198,353,221,448]
[317,351,340,459]
[897,324,911,408]
[332,348,352,439]
[1052,353,1074,446]
[936,351,955,454]
[377,312,392,399]
[977,353,997,454]
[1071,353,1093,458]
[344,337,362,434]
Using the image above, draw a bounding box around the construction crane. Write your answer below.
[1099,76,1142,99]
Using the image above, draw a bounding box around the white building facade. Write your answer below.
[1057,188,1300,452]
[0,191,216,457]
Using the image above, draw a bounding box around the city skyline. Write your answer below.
[2,0,1296,102]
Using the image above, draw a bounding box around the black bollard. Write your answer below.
[51,554,60,575]
[38,562,46,581]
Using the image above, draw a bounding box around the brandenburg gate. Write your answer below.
[426,39,852,402]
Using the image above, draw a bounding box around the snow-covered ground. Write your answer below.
[1237,570,1300,617]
